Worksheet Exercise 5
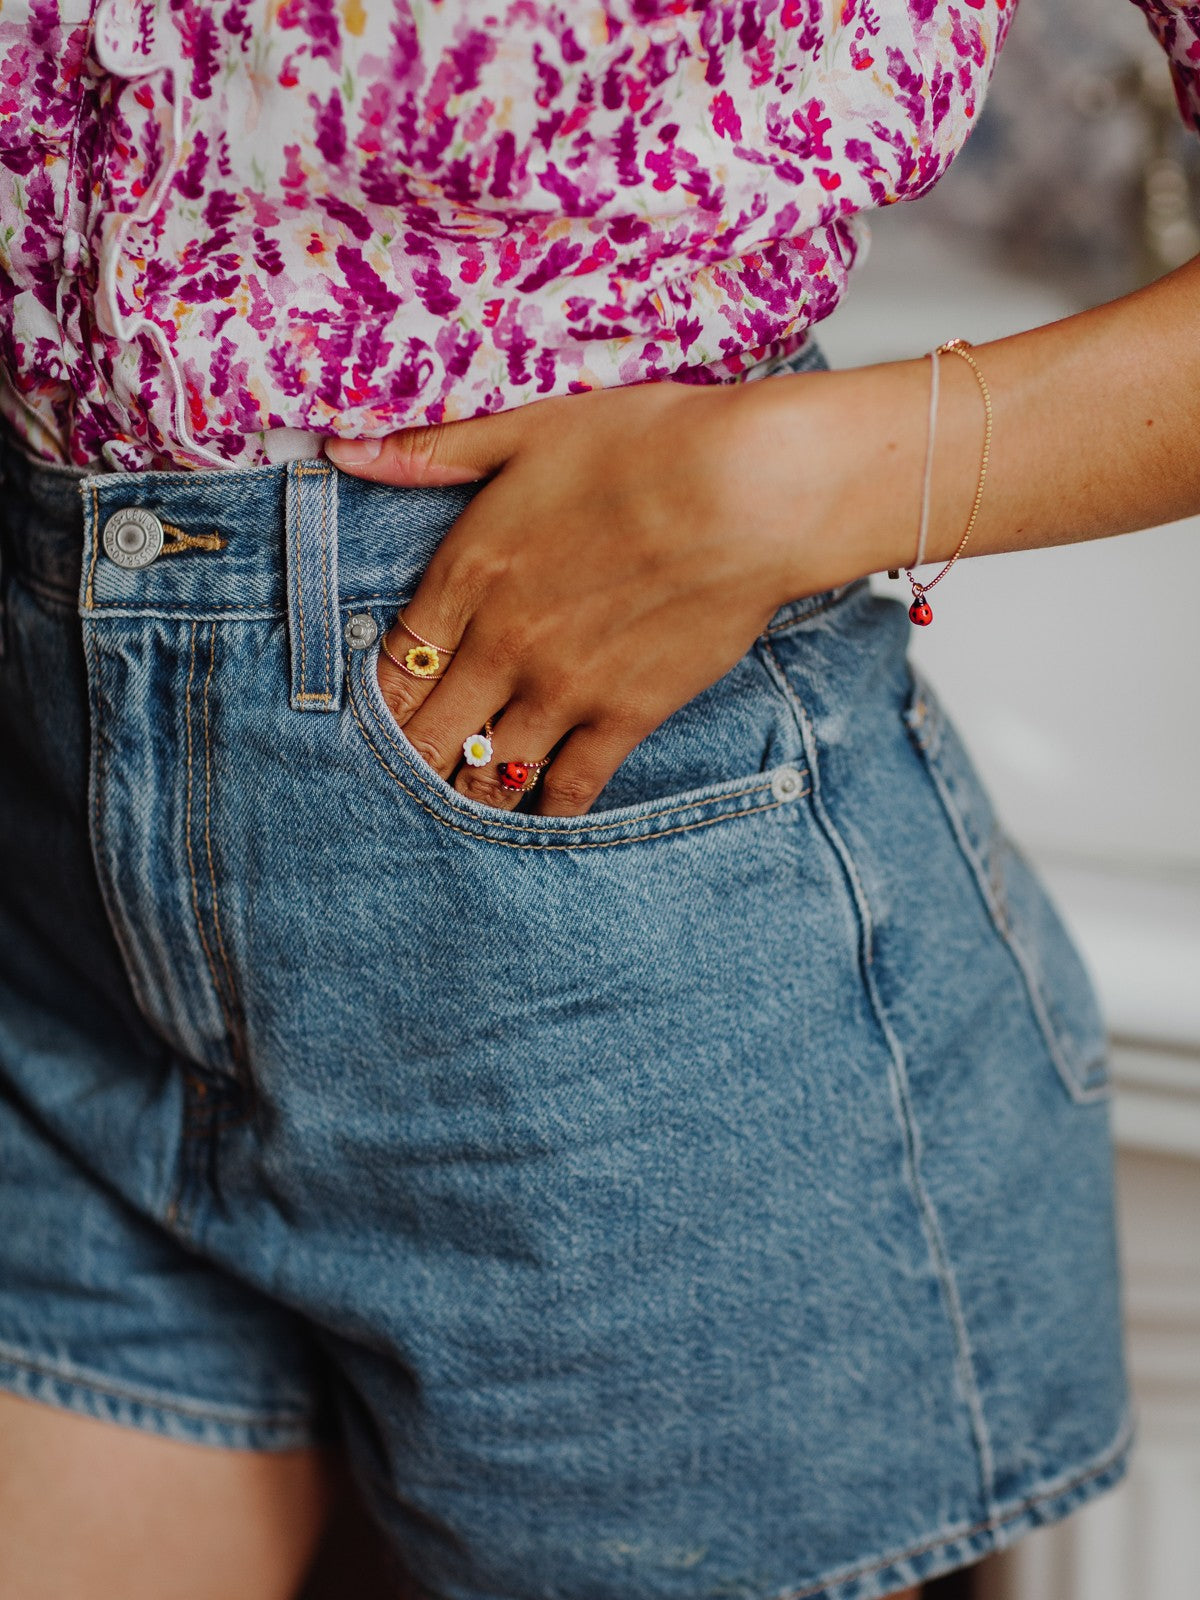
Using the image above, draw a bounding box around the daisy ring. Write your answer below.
[463,722,495,768]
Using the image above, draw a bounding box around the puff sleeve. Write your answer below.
[1136,1,1200,129]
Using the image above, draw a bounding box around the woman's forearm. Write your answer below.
[765,253,1200,592]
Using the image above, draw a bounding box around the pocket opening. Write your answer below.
[346,629,810,850]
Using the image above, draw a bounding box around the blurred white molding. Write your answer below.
[974,1135,1200,1600]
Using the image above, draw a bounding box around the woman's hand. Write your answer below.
[324,372,886,817]
[328,246,1200,819]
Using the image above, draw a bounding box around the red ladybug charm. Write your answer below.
[498,761,530,790]
[908,595,933,627]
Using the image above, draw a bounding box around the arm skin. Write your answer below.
[782,252,1200,589]
[325,252,1200,817]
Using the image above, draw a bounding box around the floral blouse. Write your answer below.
[0,1,1195,471]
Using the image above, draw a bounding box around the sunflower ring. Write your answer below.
[381,634,445,681]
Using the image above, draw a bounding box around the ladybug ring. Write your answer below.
[496,757,550,794]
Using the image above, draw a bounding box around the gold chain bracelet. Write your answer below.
[903,337,992,627]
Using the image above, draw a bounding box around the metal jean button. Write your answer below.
[344,613,379,651]
[102,508,165,569]
[771,766,805,803]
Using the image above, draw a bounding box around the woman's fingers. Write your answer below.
[449,707,635,818]
[532,724,642,818]
[372,487,526,734]
[391,660,506,781]
[375,612,465,731]
[324,404,530,486]
[450,704,566,812]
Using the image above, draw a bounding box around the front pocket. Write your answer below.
[346,632,811,851]
[903,666,1109,1103]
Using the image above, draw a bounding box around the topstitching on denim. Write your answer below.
[764,579,871,636]
[82,620,161,1043]
[182,619,245,1089]
[0,1338,316,1434]
[349,644,809,848]
[776,1411,1132,1600]
[908,662,1113,1100]
[9,569,77,614]
[285,461,340,708]
[761,633,999,1518]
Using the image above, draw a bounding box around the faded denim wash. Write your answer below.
[0,345,1130,1600]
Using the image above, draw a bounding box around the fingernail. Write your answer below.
[325,437,382,465]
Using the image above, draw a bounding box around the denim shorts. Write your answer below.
[0,343,1131,1600]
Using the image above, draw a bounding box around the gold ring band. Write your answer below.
[396,611,457,656]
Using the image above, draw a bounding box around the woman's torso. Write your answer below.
[0,0,1023,471]
[9,2,1200,476]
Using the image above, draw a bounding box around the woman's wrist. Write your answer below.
[748,249,1200,608]
[739,339,1023,604]
[740,359,941,597]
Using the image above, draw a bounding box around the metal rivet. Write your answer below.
[344,612,379,651]
[771,766,805,803]
[102,508,165,569]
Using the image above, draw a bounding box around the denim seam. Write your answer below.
[10,572,77,613]
[762,638,999,1519]
[184,621,240,1079]
[80,590,861,625]
[905,672,1108,1106]
[349,680,798,849]
[85,463,286,488]
[354,648,803,842]
[85,604,282,619]
[774,1409,1133,1600]
[0,1339,316,1431]
[202,622,244,1067]
[369,707,781,832]
[83,624,160,1035]
[762,579,870,637]
[83,481,101,609]
[366,1410,1131,1600]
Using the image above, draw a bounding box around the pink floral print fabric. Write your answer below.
[1136,1,1200,131]
[11,0,1186,472]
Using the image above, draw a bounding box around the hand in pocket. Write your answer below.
[326,370,851,816]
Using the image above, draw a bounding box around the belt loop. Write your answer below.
[285,460,342,713]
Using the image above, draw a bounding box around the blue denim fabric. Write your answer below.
[0,344,1130,1600]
